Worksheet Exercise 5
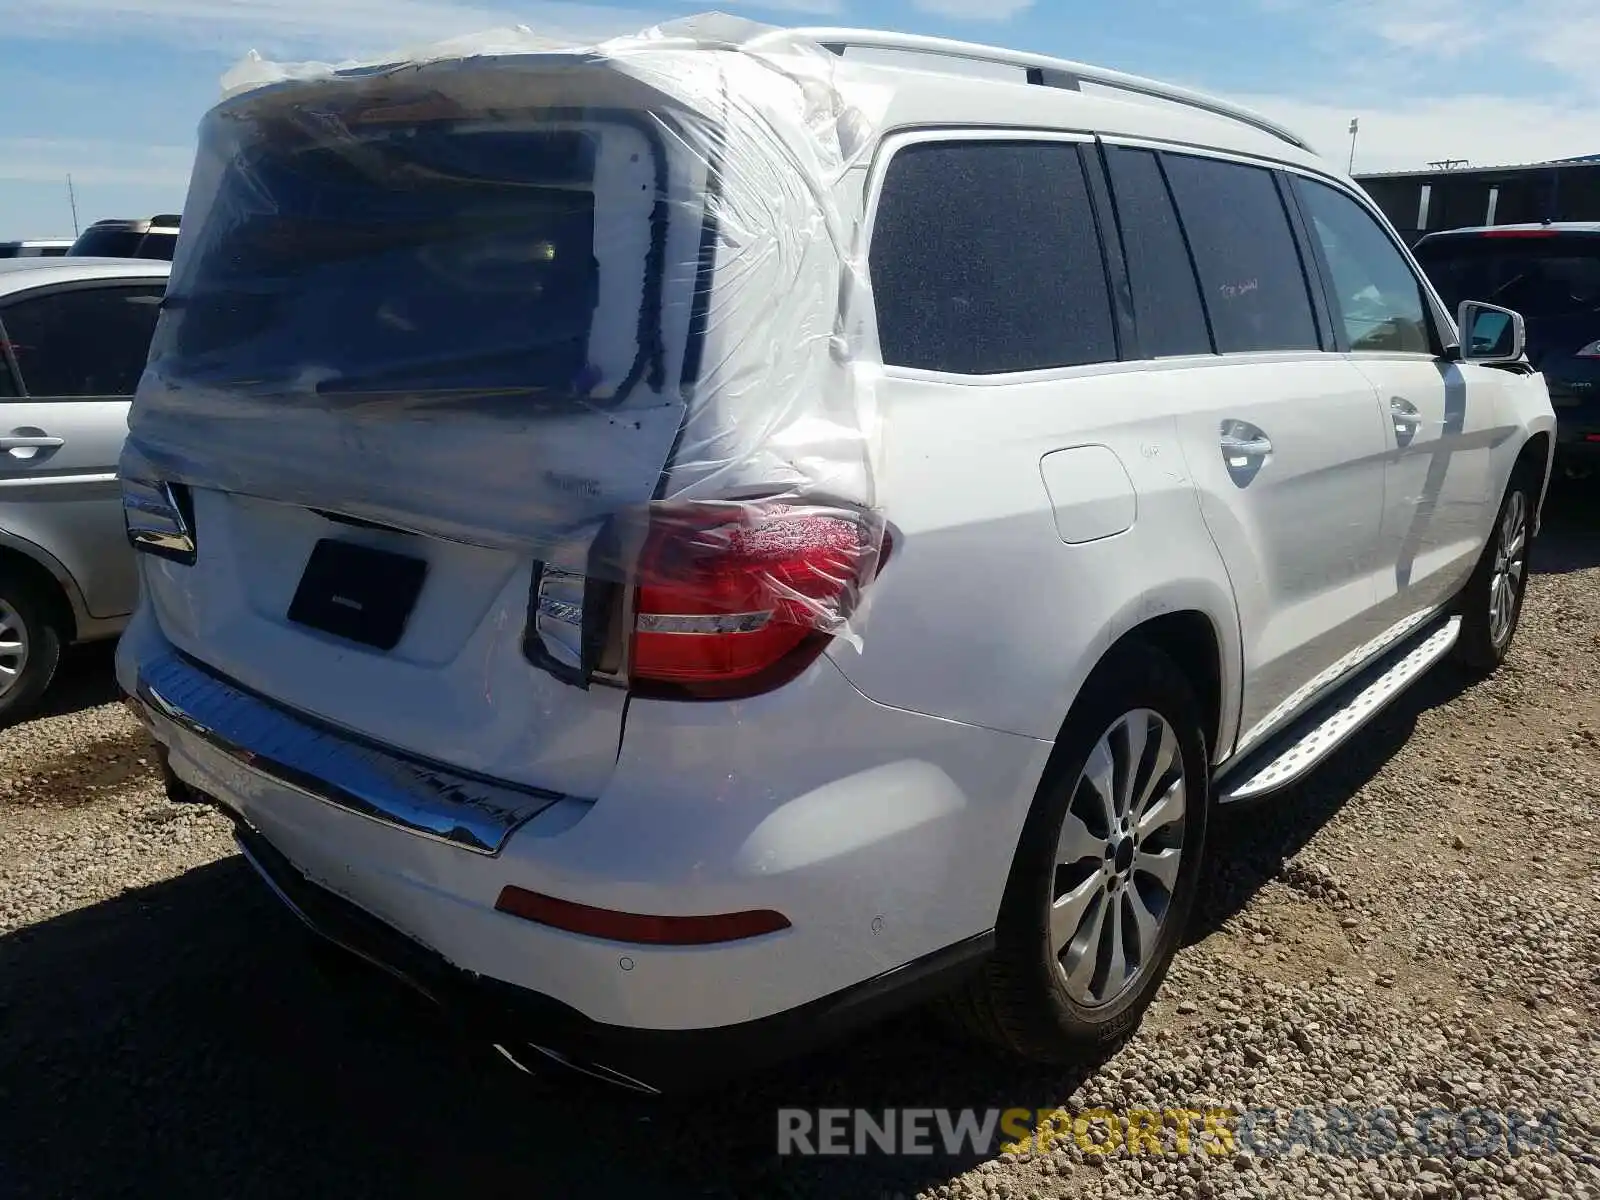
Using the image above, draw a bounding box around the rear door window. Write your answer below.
[1103,146,1213,358]
[0,284,165,397]
[1295,177,1434,354]
[1160,153,1322,355]
[869,139,1117,374]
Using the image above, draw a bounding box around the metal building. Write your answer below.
[1355,154,1600,246]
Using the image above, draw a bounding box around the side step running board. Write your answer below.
[1218,615,1461,804]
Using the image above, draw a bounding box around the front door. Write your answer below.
[1289,174,1507,625]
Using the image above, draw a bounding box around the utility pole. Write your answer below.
[66,175,80,236]
[1347,117,1359,173]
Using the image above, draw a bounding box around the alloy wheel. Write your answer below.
[1050,708,1188,1007]
[1489,489,1528,650]
[0,598,29,700]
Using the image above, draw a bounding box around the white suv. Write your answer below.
[118,22,1556,1093]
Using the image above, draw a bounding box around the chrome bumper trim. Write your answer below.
[133,652,563,855]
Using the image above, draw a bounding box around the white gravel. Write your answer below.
[1,500,1596,1200]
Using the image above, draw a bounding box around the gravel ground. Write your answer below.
[1,489,1597,1200]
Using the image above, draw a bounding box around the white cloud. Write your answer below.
[1226,92,1600,174]
[1228,0,1600,173]
[728,0,843,12]
[911,0,1035,15]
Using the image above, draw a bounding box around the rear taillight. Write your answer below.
[629,501,885,696]
[1576,340,1600,359]
[122,477,196,565]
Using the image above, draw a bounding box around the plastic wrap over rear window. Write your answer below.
[160,120,612,400]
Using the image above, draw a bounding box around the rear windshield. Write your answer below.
[1416,235,1600,320]
[155,103,672,405]
[69,228,154,258]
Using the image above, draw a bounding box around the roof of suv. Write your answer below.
[0,256,169,296]
[787,28,1331,178]
[230,26,1335,184]
[1417,222,1600,243]
[77,215,181,234]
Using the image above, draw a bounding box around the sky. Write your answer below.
[2,0,1599,237]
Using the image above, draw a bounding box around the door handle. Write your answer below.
[1219,420,1272,487]
[1220,433,1273,461]
[0,435,65,450]
[1389,397,1421,448]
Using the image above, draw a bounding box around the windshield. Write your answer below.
[153,100,673,406]
[1416,236,1600,320]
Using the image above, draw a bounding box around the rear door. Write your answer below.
[0,280,163,619]
[1103,145,1393,755]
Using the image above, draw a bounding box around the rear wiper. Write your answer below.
[1486,271,1527,303]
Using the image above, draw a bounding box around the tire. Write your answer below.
[945,640,1210,1063]
[0,575,63,727]
[1451,469,1536,677]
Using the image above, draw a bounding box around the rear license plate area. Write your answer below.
[287,538,428,651]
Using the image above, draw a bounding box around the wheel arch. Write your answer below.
[1116,611,1226,766]
[1070,581,1241,771]
[0,539,79,642]
[1515,429,1553,533]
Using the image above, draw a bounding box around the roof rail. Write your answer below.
[756,27,1314,155]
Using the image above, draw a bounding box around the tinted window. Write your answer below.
[1416,236,1600,320]
[1415,234,1600,370]
[1161,154,1320,354]
[870,140,1116,374]
[135,232,178,262]
[68,228,149,258]
[1,285,165,397]
[1296,179,1432,354]
[1104,147,1212,358]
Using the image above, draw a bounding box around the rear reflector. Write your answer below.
[629,501,884,693]
[494,886,791,945]
[1585,434,1600,443]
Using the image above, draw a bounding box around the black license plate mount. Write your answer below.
[287,538,428,652]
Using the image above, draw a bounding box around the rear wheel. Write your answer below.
[946,641,1209,1062]
[0,577,62,726]
[1452,472,1536,676]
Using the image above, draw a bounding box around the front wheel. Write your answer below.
[1452,473,1536,676]
[945,641,1209,1063]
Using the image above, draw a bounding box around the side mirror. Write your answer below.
[1457,301,1525,364]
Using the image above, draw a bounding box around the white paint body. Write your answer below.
[119,32,1556,1040]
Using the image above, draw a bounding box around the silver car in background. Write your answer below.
[0,257,168,721]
